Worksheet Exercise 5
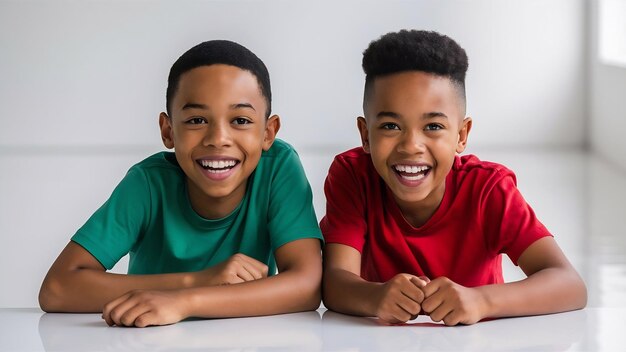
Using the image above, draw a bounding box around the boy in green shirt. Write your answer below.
[39,40,323,327]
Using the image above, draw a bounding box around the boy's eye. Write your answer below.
[233,117,252,125]
[186,117,207,125]
[381,123,400,130]
[425,123,443,131]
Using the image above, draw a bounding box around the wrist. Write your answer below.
[475,286,494,319]
[368,282,386,317]
[176,289,196,318]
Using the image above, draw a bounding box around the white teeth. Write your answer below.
[200,160,236,169]
[394,165,429,174]
[401,173,426,181]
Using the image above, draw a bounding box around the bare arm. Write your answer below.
[421,237,587,325]
[322,243,380,316]
[480,236,587,317]
[322,243,426,323]
[39,241,269,313]
[182,238,322,316]
[101,238,322,327]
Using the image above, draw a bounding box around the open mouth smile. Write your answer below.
[392,164,431,185]
[196,158,241,180]
[198,159,238,173]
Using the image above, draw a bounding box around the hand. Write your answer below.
[196,253,269,287]
[373,274,429,324]
[421,277,488,326]
[102,290,188,327]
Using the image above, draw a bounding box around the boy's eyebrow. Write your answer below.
[182,103,208,110]
[231,103,256,111]
[375,111,448,119]
[180,102,256,111]
[424,111,448,119]
[376,111,401,119]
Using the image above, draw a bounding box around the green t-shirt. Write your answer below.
[72,139,323,275]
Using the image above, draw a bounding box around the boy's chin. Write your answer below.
[389,180,436,201]
[393,193,429,205]
[199,183,245,199]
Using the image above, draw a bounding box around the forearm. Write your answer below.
[322,268,382,317]
[478,267,587,319]
[181,268,321,318]
[39,269,197,313]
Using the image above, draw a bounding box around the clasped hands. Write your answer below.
[101,253,268,327]
[374,273,487,326]
[99,256,484,327]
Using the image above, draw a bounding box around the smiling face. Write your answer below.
[159,64,279,219]
[359,71,471,226]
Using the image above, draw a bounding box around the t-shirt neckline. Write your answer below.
[385,166,456,235]
[179,171,252,231]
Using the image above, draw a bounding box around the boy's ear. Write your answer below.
[456,117,472,153]
[159,112,175,149]
[262,115,281,151]
[357,116,371,153]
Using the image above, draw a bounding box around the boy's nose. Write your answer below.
[397,130,426,154]
[203,123,232,148]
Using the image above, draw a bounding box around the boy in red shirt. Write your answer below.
[320,30,587,325]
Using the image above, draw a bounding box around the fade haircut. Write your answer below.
[362,29,468,114]
[166,40,272,118]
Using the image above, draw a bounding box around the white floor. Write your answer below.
[1,147,625,311]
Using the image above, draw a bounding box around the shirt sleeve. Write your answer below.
[71,167,151,269]
[319,155,368,252]
[481,172,553,265]
[266,148,323,251]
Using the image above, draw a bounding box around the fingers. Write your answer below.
[441,310,463,326]
[420,277,478,326]
[429,301,463,326]
[235,267,255,282]
[403,281,425,305]
[377,302,415,324]
[118,303,150,327]
[224,254,269,283]
[377,274,428,323]
[103,293,149,327]
[420,278,445,314]
[102,293,133,326]
[134,311,157,328]
[397,292,422,316]
[420,277,444,298]
[380,298,422,324]
[427,298,453,323]
[410,276,428,289]
[389,304,414,324]
[101,290,185,328]
[237,255,269,280]
[417,275,431,284]
[104,303,157,328]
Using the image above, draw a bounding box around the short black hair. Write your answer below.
[166,40,272,117]
[362,30,468,113]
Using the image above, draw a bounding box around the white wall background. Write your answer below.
[0,0,591,307]
[590,0,626,170]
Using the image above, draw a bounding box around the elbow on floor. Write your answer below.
[38,278,64,313]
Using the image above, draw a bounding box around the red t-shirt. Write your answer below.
[320,147,552,287]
